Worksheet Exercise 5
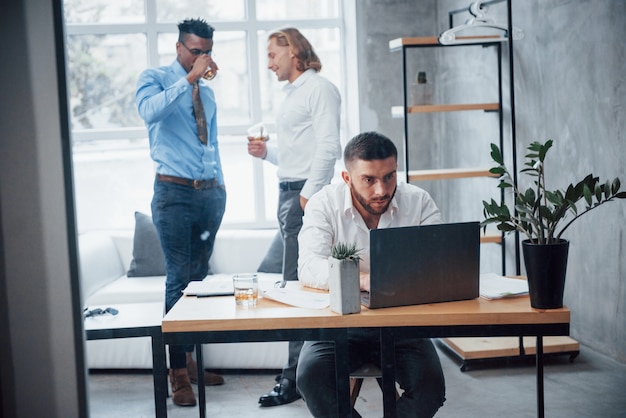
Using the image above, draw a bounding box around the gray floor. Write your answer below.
[88,341,626,418]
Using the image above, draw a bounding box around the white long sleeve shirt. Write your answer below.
[263,69,342,199]
[297,181,442,289]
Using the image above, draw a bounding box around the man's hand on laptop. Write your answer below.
[360,272,370,292]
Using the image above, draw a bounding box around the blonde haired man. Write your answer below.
[247,27,342,407]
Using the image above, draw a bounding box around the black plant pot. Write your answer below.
[522,239,569,309]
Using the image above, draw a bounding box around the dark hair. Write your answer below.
[268,27,322,72]
[178,18,215,42]
[343,131,398,166]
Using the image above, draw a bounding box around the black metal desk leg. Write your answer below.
[536,336,544,418]
[334,330,352,417]
[196,343,206,418]
[151,329,168,418]
[380,328,397,418]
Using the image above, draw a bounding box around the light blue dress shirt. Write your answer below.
[136,59,224,185]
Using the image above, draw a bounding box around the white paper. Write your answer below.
[479,272,529,300]
[182,274,235,296]
[263,288,330,309]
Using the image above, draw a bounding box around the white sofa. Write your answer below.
[80,226,288,370]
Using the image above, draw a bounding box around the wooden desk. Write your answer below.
[162,294,569,418]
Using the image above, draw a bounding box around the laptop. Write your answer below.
[362,221,480,309]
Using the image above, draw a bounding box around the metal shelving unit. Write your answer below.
[388,2,579,370]
[389,35,505,250]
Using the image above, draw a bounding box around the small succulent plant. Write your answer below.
[331,242,361,261]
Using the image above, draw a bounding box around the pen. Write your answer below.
[196,292,234,298]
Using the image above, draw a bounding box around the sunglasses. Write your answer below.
[180,41,212,57]
[83,306,119,318]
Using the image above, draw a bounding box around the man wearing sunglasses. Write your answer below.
[136,18,225,408]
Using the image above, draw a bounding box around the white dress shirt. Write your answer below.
[264,69,342,199]
[297,181,442,289]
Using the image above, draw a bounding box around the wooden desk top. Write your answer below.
[162,294,570,334]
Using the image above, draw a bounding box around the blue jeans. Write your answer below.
[296,330,446,417]
[152,179,226,369]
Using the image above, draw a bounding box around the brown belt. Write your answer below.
[156,174,218,190]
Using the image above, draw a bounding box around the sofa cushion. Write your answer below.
[210,229,278,274]
[128,211,223,277]
[79,231,126,302]
[127,211,166,277]
[257,230,284,273]
[85,275,166,306]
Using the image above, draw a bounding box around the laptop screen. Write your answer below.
[364,222,480,309]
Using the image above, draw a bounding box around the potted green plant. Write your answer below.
[328,242,362,314]
[482,139,626,309]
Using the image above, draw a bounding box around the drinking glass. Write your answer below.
[232,273,258,308]
[247,123,269,142]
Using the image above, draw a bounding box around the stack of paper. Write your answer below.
[263,288,330,309]
[182,274,234,296]
[479,273,529,300]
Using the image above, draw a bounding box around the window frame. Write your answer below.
[65,0,359,230]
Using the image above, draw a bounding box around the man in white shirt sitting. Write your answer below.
[296,131,446,417]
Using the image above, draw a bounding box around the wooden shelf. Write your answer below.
[389,36,505,51]
[440,336,580,363]
[480,232,502,244]
[407,167,497,182]
[389,36,440,50]
[392,103,499,118]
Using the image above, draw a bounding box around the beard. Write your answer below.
[350,183,397,216]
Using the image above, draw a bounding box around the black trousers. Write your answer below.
[296,330,446,417]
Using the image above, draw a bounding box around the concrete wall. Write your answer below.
[356,0,626,362]
[511,0,626,363]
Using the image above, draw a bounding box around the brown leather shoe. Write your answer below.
[186,353,225,386]
[169,368,196,407]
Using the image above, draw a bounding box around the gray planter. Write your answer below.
[328,257,361,315]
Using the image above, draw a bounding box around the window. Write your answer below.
[65,0,356,232]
